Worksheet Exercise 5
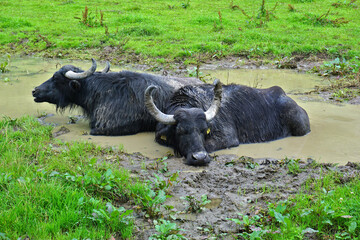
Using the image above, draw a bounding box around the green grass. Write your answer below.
[0,0,359,63]
[0,116,164,239]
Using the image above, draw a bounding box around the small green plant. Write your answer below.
[187,66,202,78]
[1,77,10,82]
[147,172,179,194]
[88,201,134,236]
[332,0,358,8]
[148,156,169,173]
[240,0,278,28]
[322,58,359,76]
[331,88,360,101]
[288,4,296,12]
[311,57,360,99]
[138,172,179,218]
[137,172,178,218]
[213,11,224,32]
[229,0,240,10]
[181,0,190,9]
[303,9,349,27]
[225,156,258,169]
[67,115,79,124]
[286,158,303,175]
[229,213,269,239]
[149,219,187,240]
[38,34,54,48]
[75,6,105,27]
[0,54,11,73]
[51,167,130,202]
[181,194,211,213]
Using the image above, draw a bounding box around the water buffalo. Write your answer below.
[145,80,311,166]
[32,59,201,135]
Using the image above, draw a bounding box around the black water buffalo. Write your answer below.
[144,80,311,166]
[32,59,201,135]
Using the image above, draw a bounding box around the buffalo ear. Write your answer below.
[155,125,173,146]
[69,80,81,91]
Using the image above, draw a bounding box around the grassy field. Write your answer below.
[0,0,360,64]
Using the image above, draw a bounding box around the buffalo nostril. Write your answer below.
[192,151,207,161]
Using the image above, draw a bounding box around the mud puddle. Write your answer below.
[1,57,360,165]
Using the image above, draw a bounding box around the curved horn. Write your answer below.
[101,61,110,73]
[65,58,97,79]
[205,79,222,121]
[144,85,176,125]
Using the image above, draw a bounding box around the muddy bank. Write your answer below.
[110,152,360,239]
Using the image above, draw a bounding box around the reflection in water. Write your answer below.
[1,57,359,165]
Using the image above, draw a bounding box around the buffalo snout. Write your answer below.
[32,87,42,102]
[186,151,211,166]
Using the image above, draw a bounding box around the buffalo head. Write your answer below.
[32,59,109,109]
[145,80,222,166]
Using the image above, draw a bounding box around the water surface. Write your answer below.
[1,57,359,164]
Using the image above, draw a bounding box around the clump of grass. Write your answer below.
[330,88,360,102]
[288,4,296,12]
[0,54,10,73]
[121,25,161,36]
[150,219,187,240]
[181,0,190,9]
[135,172,179,218]
[213,11,224,32]
[229,0,240,10]
[38,34,54,49]
[303,9,349,27]
[75,6,105,28]
[310,57,360,100]
[181,194,211,213]
[321,57,359,76]
[277,157,304,175]
[332,0,358,9]
[225,156,258,169]
[240,0,278,28]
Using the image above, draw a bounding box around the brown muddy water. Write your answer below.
[1,57,359,165]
